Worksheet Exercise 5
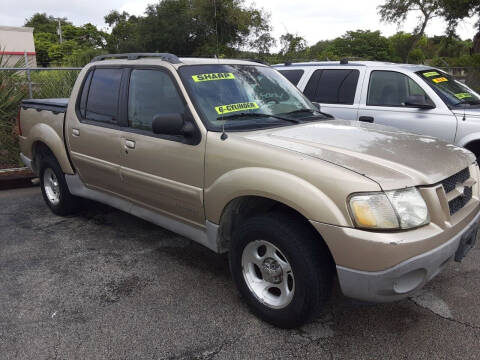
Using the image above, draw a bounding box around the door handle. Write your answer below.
[125,140,136,149]
[359,116,374,123]
[72,128,80,136]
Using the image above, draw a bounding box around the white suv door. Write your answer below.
[297,67,365,121]
[357,68,457,143]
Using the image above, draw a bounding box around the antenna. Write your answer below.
[213,0,219,58]
[213,0,227,140]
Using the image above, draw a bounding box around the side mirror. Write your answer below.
[312,102,321,111]
[404,95,435,109]
[152,113,185,135]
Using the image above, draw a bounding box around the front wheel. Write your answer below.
[39,155,79,216]
[229,213,334,328]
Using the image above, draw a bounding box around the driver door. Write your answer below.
[357,69,457,143]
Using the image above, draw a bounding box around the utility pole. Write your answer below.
[57,19,63,44]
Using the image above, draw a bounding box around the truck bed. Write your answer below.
[21,98,69,113]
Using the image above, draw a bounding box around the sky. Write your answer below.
[0,0,477,48]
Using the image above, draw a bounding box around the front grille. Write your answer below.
[441,167,470,193]
[441,168,472,216]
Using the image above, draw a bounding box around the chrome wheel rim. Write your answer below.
[43,168,60,205]
[241,240,295,309]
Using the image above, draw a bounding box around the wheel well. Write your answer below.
[464,140,480,158]
[31,141,55,173]
[218,196,334,261]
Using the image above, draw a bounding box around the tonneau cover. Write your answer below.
[21,98,69,113]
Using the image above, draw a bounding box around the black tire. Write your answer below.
[39,155,79,216]
[229,212,334,328]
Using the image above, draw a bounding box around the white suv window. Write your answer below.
[367,70,428,107]
[303,69,359,105]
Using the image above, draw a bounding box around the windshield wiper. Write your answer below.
[216,112,301,124]
[454,99,480,106]
[281,108,333,120]
[282,108,317,116]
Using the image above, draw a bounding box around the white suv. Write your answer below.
[274,61,480,157]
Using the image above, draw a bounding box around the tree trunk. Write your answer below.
[473,30,480,54]
[405,14,430,63]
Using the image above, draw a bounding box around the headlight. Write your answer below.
[349,187,429,230]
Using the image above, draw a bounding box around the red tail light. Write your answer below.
[16,107,22,136]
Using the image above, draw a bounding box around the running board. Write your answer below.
[65,174,224,253]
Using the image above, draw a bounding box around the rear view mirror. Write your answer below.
[404,95,435,109]
[152,113,184,135]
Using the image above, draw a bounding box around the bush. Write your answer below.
[0,53,27,168]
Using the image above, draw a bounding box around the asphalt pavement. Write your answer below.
[1,187,479,359]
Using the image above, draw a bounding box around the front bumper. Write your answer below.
[322,209,480,302]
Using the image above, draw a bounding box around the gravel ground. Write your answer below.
[1,187,480,359]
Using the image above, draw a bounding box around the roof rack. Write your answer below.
[90,53,182,64]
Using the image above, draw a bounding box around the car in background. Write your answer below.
[275,61,480,158]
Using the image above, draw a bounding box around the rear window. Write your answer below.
[84,68,123,124]
[304,69,359,105]
[278,69,304,86]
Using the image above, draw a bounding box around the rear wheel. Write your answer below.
[229,213,334,328]
[39,155,79,216]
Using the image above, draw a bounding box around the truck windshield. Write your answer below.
[178,64,322,131]
[416,69,480,108]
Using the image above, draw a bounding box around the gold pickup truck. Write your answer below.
[17,53,480,328]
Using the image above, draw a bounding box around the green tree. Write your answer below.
[379,0,442,62]
[439,0,480,53]
[327,30,393,60]
[25,13,107,66]
[105,0,271,56]
[279,33,307,60]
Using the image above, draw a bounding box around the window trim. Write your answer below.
[124,65,201,145]
[366,70,436,109]
[304,68,360,106]
[75,65,127,129]
[75,65,201,145]
[277,69,305,86]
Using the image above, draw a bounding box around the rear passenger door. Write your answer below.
[118,67,206,226]
[66,67,126,195]
[300,68,364,120]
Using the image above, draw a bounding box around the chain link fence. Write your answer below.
[0,67,81,170]
[0,65,480,171]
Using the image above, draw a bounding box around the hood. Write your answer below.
[452,108,480,118]
[244,120,475,190]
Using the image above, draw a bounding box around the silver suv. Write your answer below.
[275,61,480,157]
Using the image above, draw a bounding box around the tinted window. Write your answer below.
[278,70,304,86]
[304,69,359,105]
[85,68,123,124]
[367,71,429,107]
[128,69,186,131]
[304,69,323,101]
[79,70,93,118]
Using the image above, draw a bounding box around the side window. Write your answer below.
[278,70,304,86]
[304,69,359,105]
[128,69,186,132]
[85,68,123,124]
[304,69,323,100]
[367,71,429,107]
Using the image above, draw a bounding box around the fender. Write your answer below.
[204,167,350,227]
[456,132,480,149]
[29,123,74,174]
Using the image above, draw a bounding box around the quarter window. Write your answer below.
[278,69,304,86]
[367,71,429,107]
[304,69,359,105]
[128,69,186,131]
[84,68,123,124]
